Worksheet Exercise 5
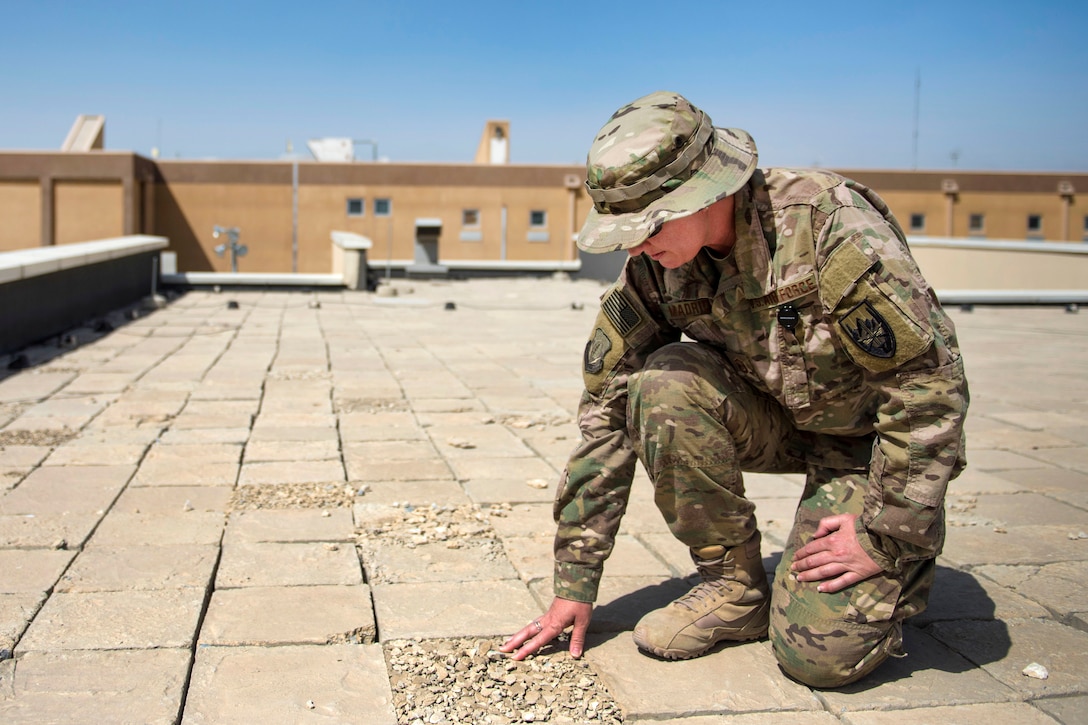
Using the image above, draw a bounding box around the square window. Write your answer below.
[530,210,547,227]
[462,209,480,227]
[968,213,984,234]
[1027,214,1042,234]
[346,198,364,217]
[374,198,392,217]
[909,213,925,233]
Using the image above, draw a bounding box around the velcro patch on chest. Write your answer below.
[750,272,818,310]
[661,298,712,325]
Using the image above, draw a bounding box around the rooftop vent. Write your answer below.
[307,137,354,162]
[61,115,105,151]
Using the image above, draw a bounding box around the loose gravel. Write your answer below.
[228,482,356,510]
[385,637,622,725]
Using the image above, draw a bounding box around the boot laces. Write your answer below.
[675,554,736,612]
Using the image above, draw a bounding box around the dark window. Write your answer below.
[909,213,925,233]
[530,210,547,227]
[374,198,391,216]
[462,209,480,226]
[1027,214,1042,236]
[346,198,364,217]
[968,213,984,234]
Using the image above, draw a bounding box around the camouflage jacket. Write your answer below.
[554,168,969,603]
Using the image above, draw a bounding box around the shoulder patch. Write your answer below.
[584,328,612,375]
[839,301,895,358]
[601,287,644,337]
[835,286,932,372]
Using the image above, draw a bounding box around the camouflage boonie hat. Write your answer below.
[577,90,758,253]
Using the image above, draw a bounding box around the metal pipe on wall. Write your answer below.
[291,159,299,274]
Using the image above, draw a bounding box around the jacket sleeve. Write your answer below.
[552,256,680,602]
[818,200,969,571]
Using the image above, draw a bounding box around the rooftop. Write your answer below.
[1,277,1087,722]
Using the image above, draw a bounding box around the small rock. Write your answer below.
[1022,662,1049,679]
[526,479,549,490]
[182,500,194,512]
[993,526,1007,534]
[306,699,316,709]
[448,438,476,449]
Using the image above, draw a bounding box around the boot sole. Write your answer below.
[632,625,769,661]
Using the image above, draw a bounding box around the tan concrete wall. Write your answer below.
[2,152,1085,288]
[54,180,124,245]
[153,182,294,273]
[911,245,1088,290]
[845,169,1087,242]
[0,181,40,251]
[879,191,949,235]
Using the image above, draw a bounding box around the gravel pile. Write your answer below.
[0,428,75,447]
[228,482,356,510]
[491,414,573,432]
[357,502,500,548]
[385,637,622,725]
[356,502,509,584]
[336,397,411,414]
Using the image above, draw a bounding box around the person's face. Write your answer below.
[626,196,735,269]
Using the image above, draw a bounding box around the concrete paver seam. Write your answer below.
[174,528,228,725]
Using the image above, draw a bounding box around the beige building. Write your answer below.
[1,119,1086,278]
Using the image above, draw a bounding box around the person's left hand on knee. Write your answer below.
[791,514,883,593]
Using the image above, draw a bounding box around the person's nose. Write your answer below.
[627,242,647,257]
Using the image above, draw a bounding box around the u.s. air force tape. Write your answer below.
[601,288,643,336]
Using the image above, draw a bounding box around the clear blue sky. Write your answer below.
[2,0,1086,171]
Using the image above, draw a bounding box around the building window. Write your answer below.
[909,213,925,233]
[1083,215,1088,241]
[530,210,547,227]
[460,209,482,241]
[1027,214,1043,238]
[968,213,985,236]
[374,198,392,217]
[346,198,364,217]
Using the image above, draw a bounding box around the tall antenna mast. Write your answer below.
[912,69,921,170]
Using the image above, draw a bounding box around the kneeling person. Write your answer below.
[501,90,968,688]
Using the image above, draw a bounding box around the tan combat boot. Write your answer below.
[632,532,769,660]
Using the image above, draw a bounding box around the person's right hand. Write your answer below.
[499,597,593,660]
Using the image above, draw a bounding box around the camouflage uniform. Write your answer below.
[554,163,969,686]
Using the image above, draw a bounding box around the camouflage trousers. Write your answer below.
[626,342,934,688]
